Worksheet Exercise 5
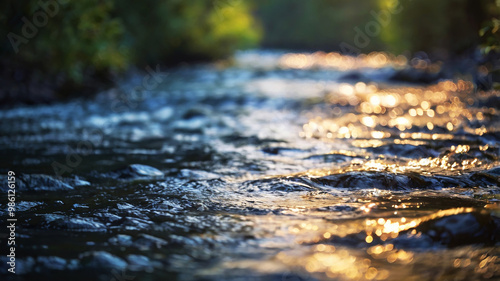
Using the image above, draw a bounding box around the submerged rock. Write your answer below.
[180,169,220,180]
[134,234,168,250]
[118,164,164,179]
[292,172,432,190]
[64,177,91,187]
[415,212,500,247]
[36,256,67,271]
[485,166,500,176]
[2,174,75,192]
[338,71,370,82]
[126,254,158,271]
[389,67,445,84]
[109,234,133,247]
[470,167,500,185]
[80,251,127,270]
[44,215,106,231]
[282,170,497,191]
[11,257,36,274]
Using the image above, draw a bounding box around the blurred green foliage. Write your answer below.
[115,0,260,65]
[1,0,128,83]
[1,0,260,88]
[254,0,386,51]
[1,0,499,100]
[479,0,500,54]
[377,0,486,57]
[255,0,495,58]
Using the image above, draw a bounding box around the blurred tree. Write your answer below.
[255,0,493,58]
[254,0,385,52]
[377,0,486,58]
[0,0,260,101]
[1,0,127,83]
[1,0,498,102]
[115,0,260,65]
[479,0,500,54]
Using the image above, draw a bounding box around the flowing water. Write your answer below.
[1,50,500,281]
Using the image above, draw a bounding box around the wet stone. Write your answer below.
[44,215,106,231]
[94,213,122,224]
[133,234,168,250]
[416,212,500,247]
[79,251,128,270]
[306,172,432,190]
[101,164,165,180]
[126,255,159,272]
[179,169,220,180]
[35,256,67,271]
[2,174,75,192]
[65,177,91,187]
[109,234,133,247]
[486,166,500,176]
[298,172,487,190]
[117,164,165,179]
[16,201,43,212]
[121,217,154,231]
[15,257,36,275]
[389,67,446,84]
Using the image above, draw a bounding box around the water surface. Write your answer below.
[1,50,499,281]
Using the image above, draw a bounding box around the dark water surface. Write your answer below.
[1,51,500,280]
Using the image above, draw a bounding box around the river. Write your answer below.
[1,50,499,280]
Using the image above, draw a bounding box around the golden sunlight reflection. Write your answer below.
[297,154,491,177]
[208,181,500,281]
[279,51,412,71]
[300,79,493,142]
[272,208,489,281]
[232,51,500,281]
[298,76,500,175]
